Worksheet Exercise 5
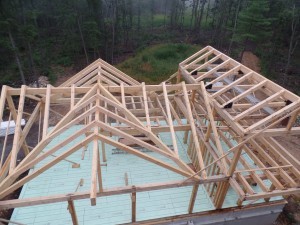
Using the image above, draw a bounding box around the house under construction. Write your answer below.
[0,46,299,225]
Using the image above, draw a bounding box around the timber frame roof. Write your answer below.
[0,46,299,224]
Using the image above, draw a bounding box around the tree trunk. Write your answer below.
[77,17,89,65]
[197,0,206,36]
[283,4,299,85]
[27,41,39,87]
[228,0,242,55]
[8,31,26,85]
[205,0,210,24]
[111,1,116,64]
[164,0,167,28]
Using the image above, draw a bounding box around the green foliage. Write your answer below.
[117,43,201,84]
[234,0,273,45]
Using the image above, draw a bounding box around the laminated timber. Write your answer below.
[0,46,299,224]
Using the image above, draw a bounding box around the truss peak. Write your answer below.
[60,59,140,87]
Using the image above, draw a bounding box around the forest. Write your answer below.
[0,0,299,94]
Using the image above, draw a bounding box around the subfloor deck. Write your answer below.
[10,125,281,225]
[10,125,213,225]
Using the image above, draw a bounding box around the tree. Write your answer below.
[233,0,273,61]
[283,3,300,84]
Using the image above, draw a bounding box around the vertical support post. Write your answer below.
[132,186,137,222]
[188,184,199,214]
[176,69,181,84]
[0,85,8,123]
[68,200,79,225]
[101,141,107,162]
[162,82,179,156]
[97,145,103,192]
[0,113,11,169]
[182,82,207,178]
[286,110,299,130]
[71,84,75,110]
[142,82,151,130]
[9,85,27,173]
[215,138,243,209]
[42,84,51,139]
[183,130,189,144]
[91,138,98,206]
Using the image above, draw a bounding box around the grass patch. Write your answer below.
[117,43,201,84]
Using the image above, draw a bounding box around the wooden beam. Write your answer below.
[233,90,284,122]
[91,138,98,206]
[188,184,199,213]
[200,82,227,171]
[190,53,223,75]
[0,176,227,209]
[132,186,136,222]
[142,82,151,130]
[212,72,252,98]
[195,59,231,81]
[0,85,8,122]
[162,82,179,156]
[42,84,51,139]
[181,82,207,178]
[221,80,268,108]
[68,200,79,225]
[0,134,95,199]
[9,85,27,173]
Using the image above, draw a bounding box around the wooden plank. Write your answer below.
[212,72,253,98]
[0,85,7,122]
[91,138,98,206]
[0,113,11,169]
[0,176,227,209]
[142,83,151,130]
[233,90,285,121]
[132,186,136,222]
[71,84,75,110]
[190,53,223,75]
[181,82,207,178]
[0,134,95,199]
[245,101,300,133]
[195,59,231,81]
[9,85,27,173]
[244,188,300,201]
[188,184,199,213]
[180,46,210,66]
[205,65,241,87]
[286,109,299,130]
[68,200,79,225]
[266,137,300,170]
[162,82,179,156]
[95,131,194,179]
[236,173,255,194]
[250,139,298,188]
[243,145,285,190]
[200,82,227,171]
[121,83,126,107]
[42,85,51,139]
[221,80,268,108]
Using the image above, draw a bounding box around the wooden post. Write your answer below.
[101,141,106,162]
[42,84,51,139]
[132,186,136,222]
[9,85,27,173]
[68,200,79,225]
[176,69,181,84]
[188,184,199,213]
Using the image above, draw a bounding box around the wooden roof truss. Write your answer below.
[0,47,299,224]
